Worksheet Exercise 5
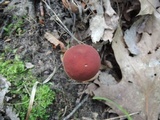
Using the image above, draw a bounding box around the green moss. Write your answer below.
[4,15,25,36]
[0,56,55,120]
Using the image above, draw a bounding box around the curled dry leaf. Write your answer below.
[102,0,119,42]
[62,0,79,13]
[88,12,160,120]
[44,32,65,52]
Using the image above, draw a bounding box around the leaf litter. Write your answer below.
[0,75,19,120]
[89,0,119,43]
[87,11,160,119]
[123,16,147,55]
[0,75,10,110]
[138,0,160,15]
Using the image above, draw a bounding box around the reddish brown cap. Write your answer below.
[63,44,101,82]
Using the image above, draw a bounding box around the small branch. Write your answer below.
[63,95,89,120]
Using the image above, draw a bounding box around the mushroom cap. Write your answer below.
[63,44,101,82]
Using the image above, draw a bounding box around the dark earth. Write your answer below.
[0,0,141,119]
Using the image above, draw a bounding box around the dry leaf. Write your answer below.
[123,16,148,55]
[102,30,113,43]
[88,0,103,13]
[6,106,20,120]
[25,62,34,69]
[90,14,108,43]
[89,0,106,43]
[138,0,160,15]
[44,32,65,51]
[89,0,118,43]
[103,0,116,16]
[98,72,117,86]
[0,75,10,110]
[102,0,119,42]
[62,0,79,13]
[90,12,160,120]
[0,76,19,120]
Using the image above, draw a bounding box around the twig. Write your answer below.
[42,0,83,44]
[105,111,140,120]
[62,106,68,117]
[40,0,44,17]
[63,95,89,120]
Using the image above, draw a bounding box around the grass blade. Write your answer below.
[93,96,132,120]
[25,81,39,120]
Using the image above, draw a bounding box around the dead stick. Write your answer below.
[63,95,89,120]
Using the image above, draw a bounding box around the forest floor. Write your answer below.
[0,0,160,120]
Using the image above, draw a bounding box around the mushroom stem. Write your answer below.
[83,71,100,83]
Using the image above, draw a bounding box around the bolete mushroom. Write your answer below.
[63,44,101,82]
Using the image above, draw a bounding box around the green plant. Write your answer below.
[3,15,25,36]
[0,56,55,120]
[93,96,132,120]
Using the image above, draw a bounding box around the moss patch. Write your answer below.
[0,55,55,120]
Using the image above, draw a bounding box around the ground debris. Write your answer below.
[0,75,10,110]
[88,11,160,119]
[6,106,19,120]
[138,0,160,15]
[89,0,119,43]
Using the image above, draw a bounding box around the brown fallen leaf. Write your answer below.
[89,13,160,120]
[44,32,65,52]
[62,0,79,13]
